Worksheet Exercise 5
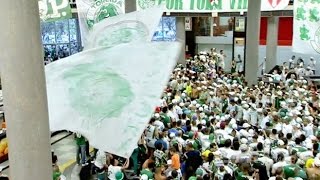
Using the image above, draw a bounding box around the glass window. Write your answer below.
[69,19,78,43]
[235,17,245,32]
[162,17,176,41]
[152,17,176,42]
[55,20,70,44]
[212,17,234,36]
[41,18,81,61]
[41,22,56,44]
[194,17,211,36]
[152,18,164,41]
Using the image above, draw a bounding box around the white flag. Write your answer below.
[293,0,320,55]
[85,5,165,50]
[46,41,182,158]
[76,0,125,47]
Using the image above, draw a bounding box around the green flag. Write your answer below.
[38,0,72,22]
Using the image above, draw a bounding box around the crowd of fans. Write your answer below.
[53,50,320,180]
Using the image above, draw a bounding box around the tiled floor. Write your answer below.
[52,133,77,172]
[1,131,79,178]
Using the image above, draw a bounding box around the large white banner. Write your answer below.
[46,5,179,158]
[85,6,165,50]
[136,0,290,12]
[292,0,320,55]
[46,42,181,158]
[76,0,125,47]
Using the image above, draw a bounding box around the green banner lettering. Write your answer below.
[175,0,183,10]
[197,0,205,10]
[137,0,290,12]
[190,0,195,10]
[230,0,248,10]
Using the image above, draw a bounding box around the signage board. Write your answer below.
[38,0,72,22]
[137,0,290,13]
[185,17,192,31]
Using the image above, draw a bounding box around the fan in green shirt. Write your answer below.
[75,134,86,146]
[160,113,170,127]
[53,172,61,180]
[274,96,285,110]
[283,165,307,180]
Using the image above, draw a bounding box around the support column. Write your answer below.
[176,17,186,65]
[0,1,52,180]
[245,0,261,85]
[266,16,279,74]
[125,0,136,13]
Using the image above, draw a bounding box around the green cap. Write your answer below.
[209,134,215,141]
[188,131,194,139]
[188,176,197,180]
[279,112,286,118]
[220,139,226,145]
[115,171,124,180]
[196,168,204,176]
[283,165,296,178]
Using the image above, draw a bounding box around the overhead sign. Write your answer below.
[137,0,290,13]
[38,0,72,22]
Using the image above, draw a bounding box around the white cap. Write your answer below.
[243,123,251,128]
[241,138,248,144]
[278,140,285,146]
[314,158,320,167]
[243,104,249,109]
[140,174,148,180]
[248,129,255,136]
[232,124,238,130]
[169,133,175,138]
[154,113,160,118]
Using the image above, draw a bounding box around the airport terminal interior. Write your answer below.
[2,0,320,180]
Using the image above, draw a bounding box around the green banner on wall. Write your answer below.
[137,0,290,13]
[38,0,72,22]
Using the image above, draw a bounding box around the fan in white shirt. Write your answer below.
[258,152,274,177]
[242,104,250,121]
[94,150,107,170]
[271,153,287,175]
[271,140,289,161]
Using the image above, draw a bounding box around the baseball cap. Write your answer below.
[115,171,124,180]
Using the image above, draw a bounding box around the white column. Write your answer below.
[0,1,52,180]
[125,0,136,13]
[266,16,279,73]
[245,0,261,85]
[176,17,186,65]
